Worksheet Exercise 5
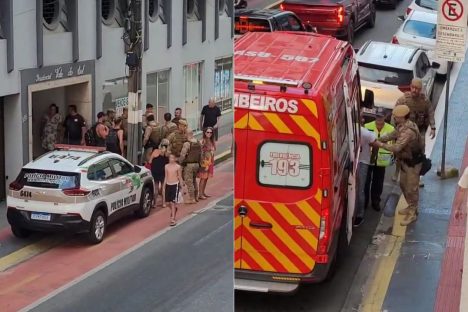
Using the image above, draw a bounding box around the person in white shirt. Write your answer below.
[355,117,377,227]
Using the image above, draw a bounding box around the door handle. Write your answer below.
[238,205,248,217]
[249,221,273,229]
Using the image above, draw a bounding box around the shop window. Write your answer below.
[257,142,312,189]
[43,0,61,30]
[102,77,129,117]
[214,57,233,112]
[184,63,203,131]
[147,69,171,124]
[102,0,117,25]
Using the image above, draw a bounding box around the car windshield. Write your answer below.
[403,20,436,39]
[234,18,271,34]
[415,0,437,10]
[358,63,414,86]
[16,169,80,189]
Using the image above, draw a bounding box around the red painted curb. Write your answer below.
[434,138,468,312]
[0,161,233,311]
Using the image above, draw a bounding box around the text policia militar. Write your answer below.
[234,93,299,113]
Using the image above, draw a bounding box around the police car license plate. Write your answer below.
[31,212,51,221]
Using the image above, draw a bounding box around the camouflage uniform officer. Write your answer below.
[394,78,436,150]
[179,129,202,204]
[373,105,422,226]
[394,78,435,187]
[167,119,188,159]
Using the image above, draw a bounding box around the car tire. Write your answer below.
[136,186,153,218]
[367,5,376,28]
[346,20,355,43]
[11,226,31,238]
[88,209,106,244]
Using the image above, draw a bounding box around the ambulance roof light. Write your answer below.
[302,82,312,95]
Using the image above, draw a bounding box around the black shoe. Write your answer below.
[353,217,364,227]
[372,203,381,212]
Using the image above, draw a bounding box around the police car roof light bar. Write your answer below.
[54,144,106,153]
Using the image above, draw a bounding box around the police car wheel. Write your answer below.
[88,210,106,244]
[11,226,31,238]
[136,187,153,218]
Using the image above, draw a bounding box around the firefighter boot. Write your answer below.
[400,211,417,226]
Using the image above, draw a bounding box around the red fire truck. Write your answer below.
[234,31,374,293]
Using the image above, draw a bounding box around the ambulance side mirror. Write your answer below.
[362,89,375,109]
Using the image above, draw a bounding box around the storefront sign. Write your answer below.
[35,64,87,83]
[115,96,129,116]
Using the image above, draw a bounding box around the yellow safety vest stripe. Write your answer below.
[365,122,395,167]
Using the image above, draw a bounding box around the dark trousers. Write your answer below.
[364,165,386,208]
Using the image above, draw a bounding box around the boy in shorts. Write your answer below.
[163,153,185,226]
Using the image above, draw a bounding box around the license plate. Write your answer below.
[362,107,376,114]
[31,212,51,221]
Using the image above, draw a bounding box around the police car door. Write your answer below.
[108,158,139,214]
[86,160,123,218]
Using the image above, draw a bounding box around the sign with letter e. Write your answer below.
[436,0,468,62]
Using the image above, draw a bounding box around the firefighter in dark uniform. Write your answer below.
[373,105,423,226]
[394,78,436,186]
[179,129,202,204]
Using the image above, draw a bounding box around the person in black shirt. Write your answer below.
[200,98,221,141]
[63,105,87,145]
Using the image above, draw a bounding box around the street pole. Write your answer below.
[126,0,143,165]
[440,61,453,179]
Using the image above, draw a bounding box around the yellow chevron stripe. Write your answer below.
[290,115,321,148]
[235,259,241,269]
[234,114,248,129]
[242,261,251,270]
[262,112,292,134]
[314,189,323,204]
[272,203,318,249]
[248,113,264,131]
[296,200,321,228]
[234,198,242,207]
[244,216,300,273]
[242,238,275,272]
[247,201,315,270]
[234,215,242,229]
[302,99,318,118]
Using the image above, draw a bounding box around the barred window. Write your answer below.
[218,0,226,15]
[102,0,117,25]
[187,0,201,21]
[214,57,233,112]
[43,0,61,30]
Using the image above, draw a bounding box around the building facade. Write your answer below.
[0,0,234,199]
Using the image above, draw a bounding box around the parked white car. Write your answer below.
[393,10,447,77]
[357,41,439,113]
[404,0,437,18]
[6,145,154,244]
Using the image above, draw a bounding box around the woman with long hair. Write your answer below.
[198,127,216,200]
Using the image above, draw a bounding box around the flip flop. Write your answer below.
[170,220,177,226]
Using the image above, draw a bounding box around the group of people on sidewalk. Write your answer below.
[355,78,436,227]
[39,97,223,226]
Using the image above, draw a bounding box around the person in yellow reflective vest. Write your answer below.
[364,107,395,211]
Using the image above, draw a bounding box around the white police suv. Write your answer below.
[7,145,154,244]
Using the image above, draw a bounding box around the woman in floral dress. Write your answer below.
[198,127,216,200]
[41,104,62,152]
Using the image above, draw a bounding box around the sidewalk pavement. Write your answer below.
[370,56,468,311]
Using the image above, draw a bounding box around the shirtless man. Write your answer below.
[163,154,185,226]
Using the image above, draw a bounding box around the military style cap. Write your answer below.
[411,78,423,88]
[178,119,188,126]
[393,105,410,117]
[375,107,386,117]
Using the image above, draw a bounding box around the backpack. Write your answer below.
[106,128,120,154]
[170,131,187,157]
[185,141,202,164]
[85,124,98,146]
[163,122,178,139]
[150,125,163,148]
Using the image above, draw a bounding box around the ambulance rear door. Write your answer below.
[236,93,323,275]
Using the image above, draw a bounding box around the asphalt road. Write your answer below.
[30,195,234,312]
[234,0,445,311]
